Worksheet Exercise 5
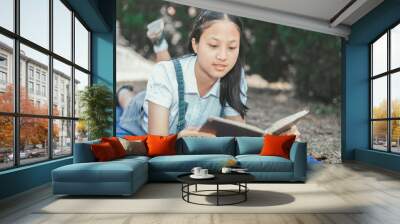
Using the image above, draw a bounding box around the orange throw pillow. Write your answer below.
[146,134,177,157]
[101,137,127,158]
[260,134,296,159]
[91,142,117,161]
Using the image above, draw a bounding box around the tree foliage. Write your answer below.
[0,85,59,150]
[117,0,341,103]
[372,99,400,141]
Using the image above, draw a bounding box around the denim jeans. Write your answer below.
[119,91,147,135]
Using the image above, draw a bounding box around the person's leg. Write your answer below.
[147,19,171,61]
[117,85,135,111]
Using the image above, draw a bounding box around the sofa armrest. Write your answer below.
[289,141,307,181]
[73,140,100,163]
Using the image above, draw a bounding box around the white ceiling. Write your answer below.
[166,0,384,38]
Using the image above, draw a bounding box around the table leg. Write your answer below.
[217,184,219,206]
[245,183,247,201]
[187,184,190,202]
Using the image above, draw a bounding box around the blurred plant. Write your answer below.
[76,120,88,139]
[117,0,341,104]
[79,84,113,140]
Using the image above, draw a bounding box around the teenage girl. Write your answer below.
[120,10,300,138]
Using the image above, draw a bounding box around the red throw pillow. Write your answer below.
[101,137,127,158]
[91,142,117,161]
[260,134,296,159]
[146,134,177,157]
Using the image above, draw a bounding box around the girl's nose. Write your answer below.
[216,48,227,61]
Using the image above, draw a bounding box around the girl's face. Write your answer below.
[192,19,240,80]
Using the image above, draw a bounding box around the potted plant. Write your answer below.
[79,84,113,140]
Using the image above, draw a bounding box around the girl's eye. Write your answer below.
[229,47,237,50]
[209,44,218,48]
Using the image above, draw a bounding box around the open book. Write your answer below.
[199,110,309,137]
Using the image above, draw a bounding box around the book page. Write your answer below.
[264,110,309,135]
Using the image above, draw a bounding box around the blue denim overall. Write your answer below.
[119,59,187,135]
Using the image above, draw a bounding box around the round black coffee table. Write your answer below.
[177,173,255,206]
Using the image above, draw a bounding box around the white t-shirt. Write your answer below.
[141,55,248,134]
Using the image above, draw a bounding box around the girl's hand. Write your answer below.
[177,127,216,139]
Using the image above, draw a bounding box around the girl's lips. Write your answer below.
[213,64,227,70]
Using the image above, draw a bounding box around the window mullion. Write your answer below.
[388,30,391,152]
[49,0,53,160]
[71,10,76,155]
[13,0,20,167]
[370,45,373,149]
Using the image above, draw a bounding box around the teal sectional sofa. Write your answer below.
[52,137,307,196]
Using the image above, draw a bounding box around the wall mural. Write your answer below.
[114,0,342,163]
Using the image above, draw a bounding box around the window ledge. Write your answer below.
[0,156,72,176]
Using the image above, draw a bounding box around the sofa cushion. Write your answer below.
[147,134,177,157]
[73,139,100,163]
[119,138,147,156]
[260,134,296,159]
[177,137,235,155]
[52,158,148,183]
[148,154,235,172]
[101,137,127,158]
[236,155,293,172]
[236,137,264,155]
[91,142,118,161]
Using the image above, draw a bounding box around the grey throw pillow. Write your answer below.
[118,137,147,156]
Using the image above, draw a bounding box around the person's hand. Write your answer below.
[177,127,216,139]
[279,125,301,138]
[146,29,164,44]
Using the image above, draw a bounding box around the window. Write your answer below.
[75,17,89,70]
[0,54,7,87]
[53,0,72,60]
[20,0,49,49]
[42,85,46,97]
[36,83,40,95]
[41,73,46,83]
[0,55,7,67]
[28,67,34,80]
[0,71,6,85]
[35,70,41,81]
[53,59,72,117]
[370,23,400,153]
[0,0,14,32]
[0,34,13,113]
[28,81,34,94]
[0,0,91,170]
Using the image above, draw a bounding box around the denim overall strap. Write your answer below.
[172,59,187,132]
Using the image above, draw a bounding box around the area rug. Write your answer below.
[37,183,362,214]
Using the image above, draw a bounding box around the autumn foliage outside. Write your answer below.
[372,99,400,147]
[0,85,59,155]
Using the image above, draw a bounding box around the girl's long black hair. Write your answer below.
[187,10,248,118]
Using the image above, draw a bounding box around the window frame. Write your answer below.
[0,0,92,171]
[369,20,400,154]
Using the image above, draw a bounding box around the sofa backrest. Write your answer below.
[235,137,264,155]
[73,139,100,163]
[177,137,236,155]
